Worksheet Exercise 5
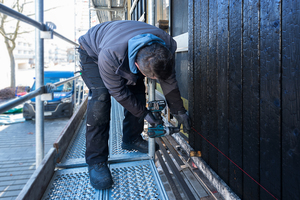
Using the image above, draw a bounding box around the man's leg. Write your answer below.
[85,89,111,164]
[122,77,148,152]
[78,48,113,189]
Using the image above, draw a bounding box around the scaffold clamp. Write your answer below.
[40,22,56,39]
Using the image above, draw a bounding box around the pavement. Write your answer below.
[0,117,70,200]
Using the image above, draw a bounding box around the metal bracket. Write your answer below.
[190,151,202,157]
[40,22,56,39]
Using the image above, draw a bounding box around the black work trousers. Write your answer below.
[78,48,146,165]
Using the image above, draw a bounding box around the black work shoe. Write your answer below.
[122,137,148,153]
[122,137,159,153]
[88,162,113,190]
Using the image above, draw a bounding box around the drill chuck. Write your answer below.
[146,100,180,138]
[164,127,180,136]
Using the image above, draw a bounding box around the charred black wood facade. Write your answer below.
[188,0,300,199]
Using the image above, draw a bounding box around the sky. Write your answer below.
[47,0,76,36]
[43,0,75,48]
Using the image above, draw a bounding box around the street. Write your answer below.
[0,117,71,199]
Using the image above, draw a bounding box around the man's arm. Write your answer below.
[160,77,185,114]
[98,50,147,118]
[159,64,191,132]
[161,78,191,132]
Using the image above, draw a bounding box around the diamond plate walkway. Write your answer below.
[40,98,168,200]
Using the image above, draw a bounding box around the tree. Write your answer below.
[0,0,32,88]
[0,1,63,89]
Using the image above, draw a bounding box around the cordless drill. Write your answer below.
[147,100,180,138]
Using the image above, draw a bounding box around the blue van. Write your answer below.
[23,71,75,120]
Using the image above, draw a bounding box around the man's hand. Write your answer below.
[173,111,191,132]
[45,83,56,93]
[144,111,163,127]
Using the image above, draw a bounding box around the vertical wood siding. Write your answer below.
[217,0,230,186]
[282,1,300,200]
[242,0,260,199]
[188,0,300,199]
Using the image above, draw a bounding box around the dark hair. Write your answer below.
[136,43,174,80]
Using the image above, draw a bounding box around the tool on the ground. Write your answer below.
[147,100,180,138]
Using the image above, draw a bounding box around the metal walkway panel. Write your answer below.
[42,160,168,200]
[108,98,150,162]
[41,167,102,200]
[106,160,168,200]
[58,98,149,168]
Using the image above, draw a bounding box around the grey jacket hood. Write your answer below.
[78,20,185,117]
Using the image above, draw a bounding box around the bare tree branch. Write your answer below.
[27,6,62,17]
[0,0,30,88]
[0,11,7,38]
[0,30,8,38]
[23,0,33,6]
[0,32,14,36]
[4,5,63,22]
[11,20,20,45]
[17,30,33,34]
[0,12,7,28]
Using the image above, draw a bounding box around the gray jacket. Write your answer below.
[78,20,185,118]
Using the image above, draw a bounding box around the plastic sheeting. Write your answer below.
[0,113,25,125]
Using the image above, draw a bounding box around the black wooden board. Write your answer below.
[282,0,300,199]
[242,0,260,199]
[175,52,189,100]
[217,0,229,185]
[199,0,209,162]
[260,0,282,199]
[208,0,218,174]
[228,0,243,197]
[188,0,196,150]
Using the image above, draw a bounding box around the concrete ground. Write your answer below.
[0,118,70,200]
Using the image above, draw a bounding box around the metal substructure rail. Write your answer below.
[0,1,80,168]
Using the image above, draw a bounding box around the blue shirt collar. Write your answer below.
[128,33,166,74]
